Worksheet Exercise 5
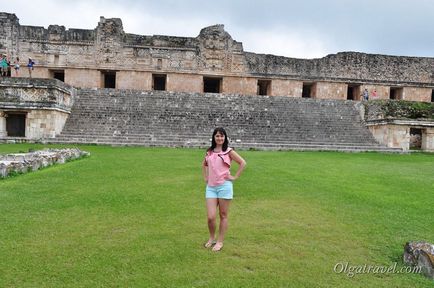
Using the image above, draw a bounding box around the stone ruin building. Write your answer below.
[0,12,433,151]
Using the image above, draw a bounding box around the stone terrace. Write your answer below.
[49,89,400,152]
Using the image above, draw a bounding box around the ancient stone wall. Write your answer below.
[368,124,410,150]
[368,121,434,151]
[403,87,432,102]
[26,110,69,139]
[0,12,433,101]
[0,78,75,139]
[0,78,75,110]
[0,13,19,57]
[245,52,434,85]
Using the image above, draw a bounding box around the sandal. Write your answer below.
[204,240,216,248]
[212,242,223,252]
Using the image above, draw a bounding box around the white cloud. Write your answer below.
[237,28,328,59]
[2,0,434,58]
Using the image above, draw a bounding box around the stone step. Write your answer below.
[45,138,400,153]
[48,88,387,151]
[54,133,380,145]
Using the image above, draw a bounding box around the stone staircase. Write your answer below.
[48,88,402,152]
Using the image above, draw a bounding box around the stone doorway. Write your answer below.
[50,70,65,82]
[6,113,26,137]
[390,87,403,100]
[410,128,422,150]
[102,71,116,88]
[203,77,222,93]
[347,85,360,100]
[302,83,313,98]
[153,74,166,91]
[257,80,271,95]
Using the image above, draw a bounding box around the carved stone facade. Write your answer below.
[1,12,434,151]
[1,11,434,102]
[0,78,75,139]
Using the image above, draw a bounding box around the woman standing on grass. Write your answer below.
[202,127,246,252]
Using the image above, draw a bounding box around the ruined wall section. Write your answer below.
[0,13,20,58]
[1,13,247,77]
[0,78,75,111]
[0,78,76,139]
[2,12,434,90]
[245,52,434,85]
[244,53,312,78]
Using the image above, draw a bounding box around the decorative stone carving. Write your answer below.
[197,24,243,72]
[96,17,125,66]
[404,241,434,279]
[48,25,66,41]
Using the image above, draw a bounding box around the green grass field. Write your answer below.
[0,144,433,287]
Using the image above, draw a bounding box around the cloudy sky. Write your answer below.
[3,0,434,59]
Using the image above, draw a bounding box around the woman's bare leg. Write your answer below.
[205,198,218,247]
[213,198,231,251]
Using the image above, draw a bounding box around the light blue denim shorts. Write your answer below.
[205,181,233,199]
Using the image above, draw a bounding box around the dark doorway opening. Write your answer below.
[302,83,312,98]
[153,74,167,91]
[52,70,65,82]
[347,85,359,100]
[410,128,422,150]
[431,90,434,102]
[257,80,271,95]
[204,77,222,93]
[102,71,116,88]
[347,86,354,100]
[348,85,361,100]
[6,113,26,137]
[390,87,403,100]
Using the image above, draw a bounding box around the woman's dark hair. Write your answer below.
[208,127,229,152]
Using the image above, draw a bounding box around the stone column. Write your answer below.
[0,111,7,137]
[421,128,434,152]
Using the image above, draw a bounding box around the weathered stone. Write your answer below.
[1,12,434,151]
[0,11,433,100]
[404,241,434,279]
[0,148,89,178]
[43,87,401,152]
[0,78,75,139]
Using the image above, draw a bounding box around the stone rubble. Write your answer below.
[0,148,89,178]
[404,241,434,279]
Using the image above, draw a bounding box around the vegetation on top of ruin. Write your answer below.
[366,100,434,120]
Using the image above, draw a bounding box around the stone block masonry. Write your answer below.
[0,12,433,102]
[50,88,401,152]
[0,78,76,139]
[0,148,89,178]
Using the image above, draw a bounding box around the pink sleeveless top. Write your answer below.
[204,148,232,187]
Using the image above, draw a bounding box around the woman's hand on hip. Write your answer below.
[226,174,237,181]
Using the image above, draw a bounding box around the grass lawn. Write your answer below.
[0,144,433,287]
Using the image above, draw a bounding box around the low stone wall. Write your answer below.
[0,148,89,178]
[361,100,434,151]
[367,120,434,151]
